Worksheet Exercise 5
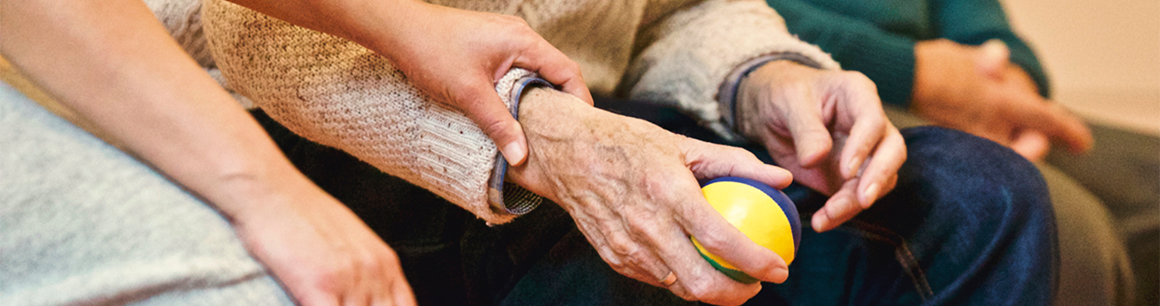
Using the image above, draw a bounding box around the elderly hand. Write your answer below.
[506,88,793,306]
[736,60,906,232]
[912,39,1092,161]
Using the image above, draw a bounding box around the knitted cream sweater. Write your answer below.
[200,0,839,224]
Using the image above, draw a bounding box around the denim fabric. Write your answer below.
[252,95,1057,305]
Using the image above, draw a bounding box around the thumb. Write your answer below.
[459,85,529,166]
[975,39,1010,79]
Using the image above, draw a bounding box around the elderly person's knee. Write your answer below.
[900,126,1053,219]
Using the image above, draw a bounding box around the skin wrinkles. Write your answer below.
[734,61,905,232]
[507,88,793,305]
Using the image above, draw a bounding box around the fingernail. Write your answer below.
[772,267,789,283]
[862,183,880,207]
[502,142,526,166]
[847,157,863,178]
[811,212,827,232]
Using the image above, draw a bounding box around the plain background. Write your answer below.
[1003,0,1159,136]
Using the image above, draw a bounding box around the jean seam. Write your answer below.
[844,220,935,300]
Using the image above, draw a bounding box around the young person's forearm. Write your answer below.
[0,0,312,216]
[222,0,427,63]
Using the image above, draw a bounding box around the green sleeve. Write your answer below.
[764,0,919,107]
[932,0,1052,98]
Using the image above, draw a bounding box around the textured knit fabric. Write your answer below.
[0,83,294,305]
[203,0,537,223]
[144,0,213,67]
[765,0,1051,107]
[201,0,839,224]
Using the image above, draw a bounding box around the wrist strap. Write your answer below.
[487,76,553,216]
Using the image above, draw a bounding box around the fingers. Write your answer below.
[679,203,791,285]
[1003,91,1093,153]
[665,200,767,305]
[810,179,862,232]
[836,83,888,181]
[975,39,1010,78]
[684,139,794,189]
[457,84,529,166]
[854,126,906,208]
[385,254,417,306]
[514,39,594,105]
[577,180,762,306]
[782,86,834,167]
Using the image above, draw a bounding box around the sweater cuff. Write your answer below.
[487,74,551,216]
[834,34,916,108]
[718,53,825,135]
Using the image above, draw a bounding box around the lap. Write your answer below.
[0,83,292,305]
[885,105,1136,306]
[255,96,1059,306]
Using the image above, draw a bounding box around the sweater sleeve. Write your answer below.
[620,0,839,141]
[932,0,1052,98]
[201,0,532,224]
[764,0,919,107]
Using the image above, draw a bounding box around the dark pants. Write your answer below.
[252,96,1058,306]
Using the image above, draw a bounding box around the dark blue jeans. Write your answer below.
[252,96,1057,306]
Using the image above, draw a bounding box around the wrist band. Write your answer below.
[487,76,553,215]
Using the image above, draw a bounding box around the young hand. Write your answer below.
[912,39,1092,161]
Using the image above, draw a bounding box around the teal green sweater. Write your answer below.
[765,0,1050,107]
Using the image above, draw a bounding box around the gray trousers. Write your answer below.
[885,106,1136,306]
[0,83,294,305]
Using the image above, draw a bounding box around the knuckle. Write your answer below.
[608,237,637,259]
[843,71,877,89]
[604,255,628,273]
[725,146,760,161]
[308,266,345,294]
[479,117,512,139]
[361,253,384,272]
[623,248,652,269]
[567,60,583,74]
[499,14,530,27]
[624,210,660,235]
[693,230,729,253]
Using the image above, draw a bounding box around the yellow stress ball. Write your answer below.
[693,177,801,283]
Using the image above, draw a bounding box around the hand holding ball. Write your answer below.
[692,177,801,283]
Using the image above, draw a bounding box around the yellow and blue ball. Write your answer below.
[692,177,801,283]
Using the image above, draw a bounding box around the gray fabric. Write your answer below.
[1045,123,1159,306]
[0,83,293,305]
[883,106,1135,306]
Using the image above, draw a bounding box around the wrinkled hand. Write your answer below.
[912,39,1092,161]
[507,88,793,306]
[736,61,906,232]
[361,2,593,166]
[229,178,416,306]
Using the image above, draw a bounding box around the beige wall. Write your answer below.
[1002,0,1160,135]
